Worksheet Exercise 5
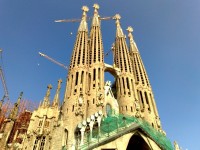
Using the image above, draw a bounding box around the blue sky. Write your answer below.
[0,1,200,149]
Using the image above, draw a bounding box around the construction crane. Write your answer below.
[55,16,113,23]
[39,52,68,70]
[104,43,115,57]
[0,49,9,102]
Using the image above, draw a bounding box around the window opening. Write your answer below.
[75,72,79,86]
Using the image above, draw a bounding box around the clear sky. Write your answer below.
[0,1,200,149]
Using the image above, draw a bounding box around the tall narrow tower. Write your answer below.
[62,6,89,146]
[113,14,137,116]
[87,4,105,116]
[127,26,161,129]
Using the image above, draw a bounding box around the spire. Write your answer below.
[127,26,139,53]
[127,27,161,130]
[127,26,150,87]
[52,79,62,107]
[87,3,105,116]
[112,14,136,116]
[78,6,89,32]
[8,92,23,120]
[113,14,124,37]
[91,4,100,26]
[42,84,52,108]
[68,5,89,71]
[113,14,133,73]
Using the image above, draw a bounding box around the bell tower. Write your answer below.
[112,14,137,116]
[127,26,162,129]
[87,4,105,116]
[62,5,89,147]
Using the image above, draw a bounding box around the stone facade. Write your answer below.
[0,3,179,150]
[22,81,62,150]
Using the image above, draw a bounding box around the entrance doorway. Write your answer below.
[126,134,151,150]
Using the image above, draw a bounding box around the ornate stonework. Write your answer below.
[0,4,177,150]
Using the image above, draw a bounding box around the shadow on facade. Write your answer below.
[126,134,151,150]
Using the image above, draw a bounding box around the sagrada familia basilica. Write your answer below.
[0,4,181,150]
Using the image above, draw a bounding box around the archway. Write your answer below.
[126,134,151,150]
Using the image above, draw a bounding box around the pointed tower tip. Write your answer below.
[8,92,23,120]
[113,14,124,37]
[91,3,100,26]
[126,26,133,33]
[93,4,99,12]
[41,84,52,108]
[113,14,121,20]
[78,6,89,32]
[52,79,62,107]
[127,26,134,40]
[82,6,89,14]
[127,26,138,53]
[46,84,52,96]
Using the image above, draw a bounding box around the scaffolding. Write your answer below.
[65,110,174,150]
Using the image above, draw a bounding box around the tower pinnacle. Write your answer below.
[127,27,161,129]
[127,26,138,53]
[93,4,99,13]
[78,6,89,31]
[87,3,105,116]
[113,14,136,116]
[91,4,100,26]
[52,79,62,107]
[8,92,23,120]
[42,84,52,108]
[113,14,124,37]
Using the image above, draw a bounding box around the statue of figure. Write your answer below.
[134,99,140,111]
[105,81,111,87]
[75,94,84,116]
[75,107,83,116]
[134,99,141,118]
[78,94,83,106]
